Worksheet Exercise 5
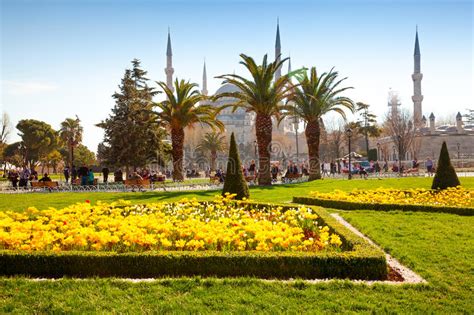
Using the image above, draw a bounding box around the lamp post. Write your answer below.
[294,116,299,162]
[346,128,353,180]
[457,143,461,168]
[377,142,381,161]
[398,135,402,177]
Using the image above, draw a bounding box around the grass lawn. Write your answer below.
[1,177,473,313]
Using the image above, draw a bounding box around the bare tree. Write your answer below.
[383,109,415,161]
[1,112,12,145]
[325,118,346,159]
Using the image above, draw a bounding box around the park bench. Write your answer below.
[284,173,302,183]
[209,176,221,185]
[124,179,151,187]
[72,178,98,185]
[31,181,59,191]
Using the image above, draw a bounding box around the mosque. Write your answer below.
[163,23,473,166]
[164,22,303,164]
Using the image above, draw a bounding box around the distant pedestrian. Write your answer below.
[102,167,109,183]
[63,166,70,184]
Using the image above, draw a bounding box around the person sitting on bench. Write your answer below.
[38,173,52,182]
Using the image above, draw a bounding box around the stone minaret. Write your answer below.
[429,112,435,133]
[201,61,208,96]
[412,27,423,128]
[165,28,174,92]
[274,19,281,81]
[456,112,464,134]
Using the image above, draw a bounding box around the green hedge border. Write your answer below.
[0,202,387,280]
[292,197,474,216]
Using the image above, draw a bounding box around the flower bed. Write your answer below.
[0,195,342,252]
[0,196,387,279]
[293,187,474,216]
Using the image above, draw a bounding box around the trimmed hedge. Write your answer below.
[0,202,387,280]
[293,197,474,216]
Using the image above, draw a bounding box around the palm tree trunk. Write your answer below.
[70,144,74,169]
[171,127,185,181]
[255,113,272,186]
[211,150,217,172]
[305,119,321,181]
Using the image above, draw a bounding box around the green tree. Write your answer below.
[215,54,291,185]
[3,142,24,168]
[74,144,97,167]
[59,116,83,169]
[353,102,381,155]
[154,79,224,181]
[432,141,460,190]
[222,132,249,200]
[16,119,59,167]
[97,59,166,173]
[288,67,354,180]
[196,132,226,171]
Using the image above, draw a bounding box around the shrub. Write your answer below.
[293,197,474,216]
[432,141,460,190]
[222,132,249,200]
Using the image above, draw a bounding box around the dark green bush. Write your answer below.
[293,197,473,216]
[222,132,249,200]
[432,141,460,190]
[0,203,387,280]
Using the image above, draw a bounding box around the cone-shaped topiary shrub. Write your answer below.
[222,132,250,200]
[431,141,460,190]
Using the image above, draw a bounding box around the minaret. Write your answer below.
[165,28,174,92]
[412,27,423,128]
[275,19,281,81]
[201,60,208,96]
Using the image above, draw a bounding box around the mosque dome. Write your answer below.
[214,83,240,96]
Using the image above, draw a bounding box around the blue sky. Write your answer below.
[1,0,473,152]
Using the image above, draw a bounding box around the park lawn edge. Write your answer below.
[0,202,387,280]
[292,196,474,216]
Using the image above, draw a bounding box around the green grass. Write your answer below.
[2,177,474,212]
[1,177,473,313]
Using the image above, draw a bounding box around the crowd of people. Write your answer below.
[4,156,438,188]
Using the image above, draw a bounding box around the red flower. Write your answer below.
[85,200,90,203]
[63,221,67,225]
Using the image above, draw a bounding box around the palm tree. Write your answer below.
[154,79,224,181]
[196,132,227,172]
[288,67,355,180]
[59,116,83,169]
[215,54,291,186]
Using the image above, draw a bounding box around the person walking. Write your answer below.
[71,165,78,183]
[63,166,70,184]
[78,165,89,186]
[102,167,109,183]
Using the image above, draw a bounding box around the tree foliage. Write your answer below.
[97,59,167,171]
[196,132,226,171]
[222,132,249,200]
[59,116,83,169]
[16,119,59,167]
[383,109,415,161]
[154,79,223,181]
[215,54,291,185]
[431,141,460,190]
[288,67,354,180]
[352,102,381,154]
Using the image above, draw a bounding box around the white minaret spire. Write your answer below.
[274,18,282,81]
[412,26,423,127]
[165,27,174,92]
[202,59,208,96]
